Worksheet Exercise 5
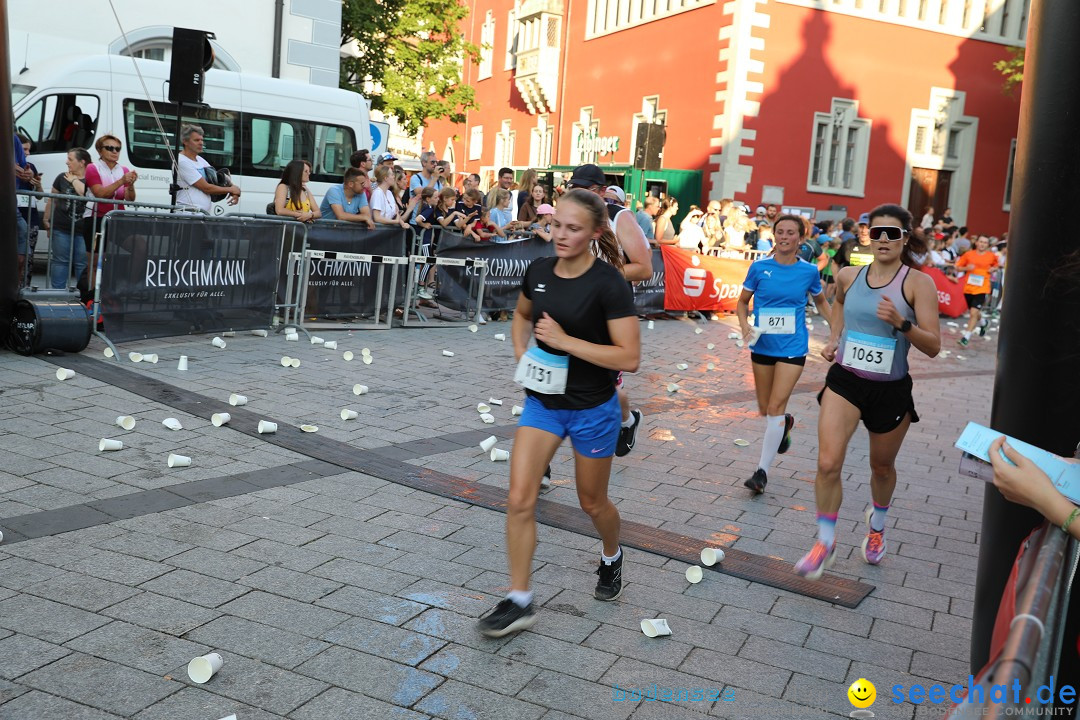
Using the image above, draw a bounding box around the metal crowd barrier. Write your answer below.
[225,212,310,332]
[705,246,770,262]
[15,188,203,295]
[294,249,405,331]
[402,255,487,327]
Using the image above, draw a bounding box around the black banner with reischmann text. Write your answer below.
[435,232,555,312]
[99,215,284,342]
[632,248,666,315]
[299,223,409,318]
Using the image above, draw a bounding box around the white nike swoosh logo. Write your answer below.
[591,447,604,454]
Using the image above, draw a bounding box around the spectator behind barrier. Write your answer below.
[488,188,521,235]
[81,133,139,302]
[654,197,679,246]
[409,151,444,221]
[637,196,659,242]
[318,167,372,228]
[349,148,374,203]
[43,146,91,289]
[13,133,34,288]
[463,173,483,205]
[486,167,515,210]
[516,168,539,214]
[434,187,465,231]
[678,209,706,252]
[275,160,321,223]
[176,124,239,213]
[465,205,500,242]
[518,182,547,225]
[371,165,409,228]
[532,203,554,242]
[455,188,483,229]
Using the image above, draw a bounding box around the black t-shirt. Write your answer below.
[456,201,481,227]
[521,256,637,409]
[836,238,873,269]
[50,173,87,232]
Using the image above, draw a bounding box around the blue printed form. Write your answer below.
[955,422,1080,505]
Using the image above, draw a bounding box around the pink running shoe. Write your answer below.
[861,508,887,565]
[794,541,836,580]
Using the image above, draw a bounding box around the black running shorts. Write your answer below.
[818,363,919,434]
[750,352,806,367]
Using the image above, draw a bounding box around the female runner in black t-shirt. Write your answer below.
[478,189,641,637]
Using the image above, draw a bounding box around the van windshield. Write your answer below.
[12,85,33,105]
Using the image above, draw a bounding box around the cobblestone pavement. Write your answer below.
[0,312,998,719]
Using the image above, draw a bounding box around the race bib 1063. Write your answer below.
[514,347,569,394]
[759,308,796,335]
[842,331,896,375]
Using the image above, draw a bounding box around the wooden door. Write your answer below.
[908,168,953,223]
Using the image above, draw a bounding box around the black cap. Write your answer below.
[568,164,607,188]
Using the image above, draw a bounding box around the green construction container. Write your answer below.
[546,164,704,229]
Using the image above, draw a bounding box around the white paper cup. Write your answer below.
[129,352,143,363]
[748,326,763,346]
[647,320,655,329]
[707,363,715,370]
[99,438,123,452]
[286,333,299,342]
[484,399,501,407]
[343,351,354,361]
[480,413,495,424]
[493,333,506,341]
[361,347,371,357]
[667,383,679,393]
[706,343,715,350]
[228,394,248,407]
[177,356,189,371]
[727,332,739,340]
[310,336,325,345]
[700,547,725,566]
[735,339,745,348]
[300,424,318,433]
[640,619,672,638]
[694,328,703,335]
[362,355,373,365]
[479,435,498,452]
[168,453,191,468]
[257,420,278,434]
[103,347,114,358]
[187,652,223,684]
[511,405,523,416]
[115,416,136,431]
[143,353,159,364]
[280,356,292,367]
[340,408,358,421]
[442,350,455,357]
[251,329,268,337]
[324,341,338,350]
[685,566,703,584]
[289,358,300,368]
[490,448,510,462]
[56,368,75,381]
[211,337,226,349]
[353,384,369,395]
[211,413,231,427]
[733,438,750,446]
[676,363,688,370]
[469,324,478,332]
[477,403,491,413]
[162,418,183,431]
[222,331,236,338]
[284,327,297,334]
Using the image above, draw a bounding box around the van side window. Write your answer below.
[123,99,237,170]
[245,116,355,183]
[16,94,99,153]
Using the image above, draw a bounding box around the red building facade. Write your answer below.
[424,0,1025,234]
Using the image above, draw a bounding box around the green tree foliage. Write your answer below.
[994,47,1024,95]
[341,0,482,136]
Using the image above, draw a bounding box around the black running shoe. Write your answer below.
[540,465,552,490]
[477,599,537,637]
[777,413,795,454]
[595,552,624,601]
[615,410,643,457]
[744,468,767,494]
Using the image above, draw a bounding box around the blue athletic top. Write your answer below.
[837,264,916,381]
[742,257,822,357]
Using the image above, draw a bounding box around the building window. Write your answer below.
[505,3,519,70]
[529,115,553,168]
[128,46,166,61]
[469,126,483,161]
[807,98,871,196]
[494,120,515,168]
[586,0,714,38]
[570,107,599,166]
[478,11,495,80]
[1003,138,1016,210]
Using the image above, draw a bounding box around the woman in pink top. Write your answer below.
[80,134,137,302]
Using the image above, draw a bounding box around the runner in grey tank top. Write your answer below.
[836,264,917,381]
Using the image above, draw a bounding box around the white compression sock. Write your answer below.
[758,415,786,472]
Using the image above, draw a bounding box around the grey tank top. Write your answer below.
[836,264,916,381]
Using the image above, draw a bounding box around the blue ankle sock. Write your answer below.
[870,502,889,532]
[817,512,838,548]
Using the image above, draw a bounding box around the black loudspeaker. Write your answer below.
[168,28,216,105]
[10,299,92,355]
[634,122,666,170]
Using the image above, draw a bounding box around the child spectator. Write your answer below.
[455,188,483,228]
[465,206,500,242]
[532,203,554,242]
[487,188,521,235]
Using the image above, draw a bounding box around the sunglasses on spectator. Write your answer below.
[868,226,906,241]
[101,145,121,152]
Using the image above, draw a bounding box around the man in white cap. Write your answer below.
[568,164,650,457]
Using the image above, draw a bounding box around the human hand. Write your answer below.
[989,436,1059,513]
[124,171,138,185]
[534,312,568,350]
[740,320,753,341]
[821,341,838,362]
[876,296,903,329]
[366,219,375,230]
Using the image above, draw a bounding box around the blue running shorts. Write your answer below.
[519,392,622,458]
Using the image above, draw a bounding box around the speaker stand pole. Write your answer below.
[169,102,183,212]
[0,0,19,336]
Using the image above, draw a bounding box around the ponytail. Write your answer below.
[594,228,624,271]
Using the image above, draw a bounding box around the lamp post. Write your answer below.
[0,0,18,337]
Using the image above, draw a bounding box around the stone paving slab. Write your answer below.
[0,315,999,719]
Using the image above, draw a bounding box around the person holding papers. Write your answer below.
[989,437,1080,540]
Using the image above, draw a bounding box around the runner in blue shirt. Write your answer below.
[736,215,832,494]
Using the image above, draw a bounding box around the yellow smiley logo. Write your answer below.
[848,678,876,709]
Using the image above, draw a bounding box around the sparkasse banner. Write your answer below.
[660,246,751,312]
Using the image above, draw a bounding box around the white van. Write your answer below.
[14,54,373,236]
